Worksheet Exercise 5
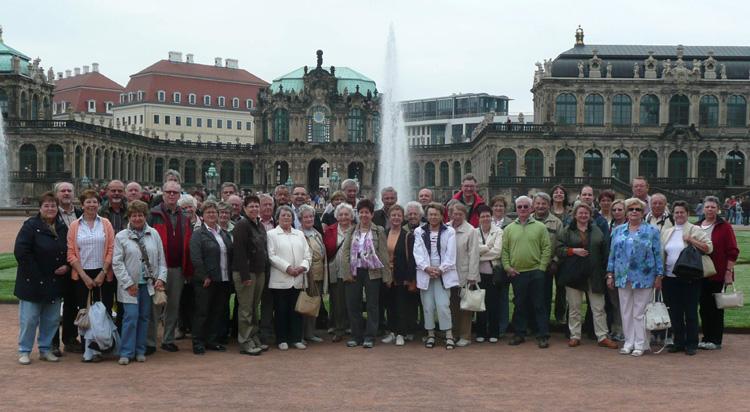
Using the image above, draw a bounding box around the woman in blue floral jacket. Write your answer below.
[606,198,664,357]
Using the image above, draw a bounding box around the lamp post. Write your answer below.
[330,169,340,191]
[81,176,91,189]
[285,176,294,190]
[205,162,218,199]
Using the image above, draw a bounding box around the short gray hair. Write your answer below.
[335,202,354,219]
[298,204,316,218]
[703,195,720,206]
[177,194,197,208]
[276,205,294,218]
[515,195,533,207]
[259,193,274,205]
[380,186,397,196]
[217,201,232,212]
[341,179,359,191]
[533,192,551,204]
[164,169,181,183]
[54,181,74,194]
[405,201,424,219]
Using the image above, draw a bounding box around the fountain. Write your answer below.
[0,117,8,207]
[377,24,411,201]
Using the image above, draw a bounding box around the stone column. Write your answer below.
[632,95,641,126]
[603,148,612,178]
[659,95,669,126]
[689,94,700,126]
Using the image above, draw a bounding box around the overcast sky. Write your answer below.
[3,0,748,113]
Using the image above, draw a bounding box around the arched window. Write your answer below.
[0,89,8,118]
[240,161,254,185]
[347,162,364,180]
[584,94,604,126]
[668,150,688,179]
[583,149,602,178]
[246,99,254,109]
[85,148,93,178]
[410,162,420,187]
[203,95,211,106]
[188,93,196,105]
[218,96,226,107]
[20,91,28,119]
[727,95,747,127]
[19,144,37,173]
[154,158,165,181]
[75,146,82,178]
[725,151,745,186]
[273,109,289,142]
[611,149,631,182]
[464,160,472,175]
[221,161,235,183]
[274,161,289,185]
[184,160,196,184]
[439,162,449,186]
[612,94,632,126]
[424,162,436,186]
[524,149,544,177]
[555,93,577,125]
[555,149,575,177]
[173,92,181,103]
[699,95,719,127]
[157,90,166,102]
[308,106,330,142]
[103,150,110,178]
[94,148,102,179]
[639,94,660,126]
[669,94,690,125]
[698,151,717,178]
[232,98,240,109]
[452,161,461,186]
[347,108,366,142]
[168,159,180,173]
[31,95,39,119]
[638,150,658,179]
[497,149,517,177]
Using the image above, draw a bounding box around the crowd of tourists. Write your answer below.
[13,171,739,365]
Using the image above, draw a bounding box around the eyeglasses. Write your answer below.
[164,191,180,195]
[627,208,642,212]
[517,205,530,209]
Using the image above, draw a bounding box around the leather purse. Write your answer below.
[714,284,744,309]
[459,283,486,312]
[702,255,717,278]
[295,274,321,317]
[674,245,704,280]
[152,289,167,306]
[74,290,93,330]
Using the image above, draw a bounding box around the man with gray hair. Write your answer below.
[53,181,81,355]
[418,188,433,207]
[125,181,143,203]
[531,192,565,327]
[502,195,552,348]
[373,186,397,229]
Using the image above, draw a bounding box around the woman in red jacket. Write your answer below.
[696,196,739,350]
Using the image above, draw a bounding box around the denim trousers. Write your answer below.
[18,299,62,354]
[120,285,152,358]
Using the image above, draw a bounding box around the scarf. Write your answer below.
[349,228,384,277]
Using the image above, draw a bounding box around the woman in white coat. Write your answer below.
[267,205,311,351]
[449,203,480,347]
[111,200,167,365]
[413,202,459,350]
[475,204,504,343]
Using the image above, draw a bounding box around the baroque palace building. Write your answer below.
[4,27,750,203]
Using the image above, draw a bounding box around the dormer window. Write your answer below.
[232,98,239,109]
[105,102,113,114]
[189,93,196,105]
[87,100,96,113]
[119,94,126,104]
[204,95,211,106]
[128,92,134,102]
[173,92,181,103]
[157,90,166,102]
[218,96,226,107]
[137,90,144,101]
[246,99,254,109]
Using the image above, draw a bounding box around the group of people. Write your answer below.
[720,195,750,225]
[14,171,739,365]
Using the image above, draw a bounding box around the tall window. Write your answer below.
[87,100,96,113]
[440,162,449,186]
[698,151,717,178]
[232,98,239,109]
[669,94,690,125]
[640,94,660,126]
[424,162,436,186]
[273,109,289,142]
[584,94,604,126]
[725,151,745,186]
[524,149,544,177]
[240,161,254,185]
[246,99,254,109]
[611,150,631,181]
[188,93,196,105]
[157,91,165,102]
[204,95,211,106]
[497,149,517,177]
[583,149,602,177]
[555,93,577,125]
[699,95,719,127]
[555,149,576,177]
[372,114,381,143]
[668,150,688,178]
[727,95,747,127]
[612,94,632,126]
[638,150,658,179]
[218,96,226,107]
[173,92,181,103]
[347,108,366,142]
[308,106,330,142]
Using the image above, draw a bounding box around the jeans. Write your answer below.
[18,299,62,354]
[345,269,380,343]
[498,278,510,335]
[511,270,548,339]
[120,285,152,358]
[662,276,701,350]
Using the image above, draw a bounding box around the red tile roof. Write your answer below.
[120,60,269,111]
[53,72,124,114]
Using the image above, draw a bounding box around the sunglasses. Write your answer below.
[628,208,642,212]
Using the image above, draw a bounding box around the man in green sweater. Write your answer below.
[502,195,552,348]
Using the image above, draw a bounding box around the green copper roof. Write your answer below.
[271,66,377,96]
[0,36,32,75]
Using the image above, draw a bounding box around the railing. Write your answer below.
[10,171,72,182]
[487,176,727,190]
[482,123,552,133]
[5,120,259,152]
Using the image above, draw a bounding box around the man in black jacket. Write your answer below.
[373,186,398,230]
[53,182,82,355]
[232,195,269,355]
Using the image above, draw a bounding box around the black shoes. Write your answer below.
[537,337,549,349]
[193,346,205,355]
[205,343,226,352]
[668,345,685,353]
[508,335,525,346]
[161,343,179,352]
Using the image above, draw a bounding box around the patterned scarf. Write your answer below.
[349,229,384,277]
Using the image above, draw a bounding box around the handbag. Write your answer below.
[714,284,744,309]
[459,283,486,312]
[645,290,671,331]
[673,244,704,280]
[74,290,93,330]
[295,273,321,317]
[702,255,716,278]
[152,289,167,306]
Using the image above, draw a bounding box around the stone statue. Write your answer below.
[544,58,552,74]
[304,65,308,75]
[692,59,701,76]
[330,66,335,75]
[606,63,613,78]
[720,64,727,79]
[662,59,672,77]
[633,62,640,78]
[578,61,584,78]
[316,50,323,68]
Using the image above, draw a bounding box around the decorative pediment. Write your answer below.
[588,49,602,78]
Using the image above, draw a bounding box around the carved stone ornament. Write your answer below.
[588,49,602,78]
[644,52,657,79]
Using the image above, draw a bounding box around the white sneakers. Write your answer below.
[278,343,289,351]
[699,342,720,350]
[631,349,644,357]
[395,335,405,346]
[293,342,307,350]
[118,357,130,365]
[475,337,485,343]
[39,352,60,362]
[136,354,146,362]
[455,338,471,347]
[619,347,633,355]
[489,337,499,343]
[18,354,31,365]
[381,333,395,344]
[307,336,324,343]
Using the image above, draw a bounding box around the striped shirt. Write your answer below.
[59,207,77,227]
[76,216,106,270]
